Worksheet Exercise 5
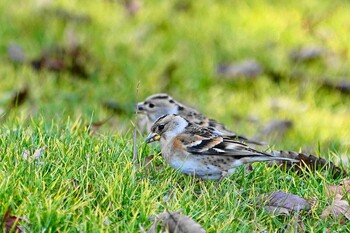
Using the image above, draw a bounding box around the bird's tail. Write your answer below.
[268,150,347,178]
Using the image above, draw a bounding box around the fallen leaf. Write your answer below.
[326,179,350,199]
[321,78,350,95]
[64,26,79,50]
[132,84,140,184]
[139,155,163,172]
[302,13,332,35]
[216,59,263,79]
[174,0,192,12]
[148,210,206,233]
[7,43,25,63]
[67,46,91,78]
[258,191,310,216]
[122,0,141,16]
[30,45,93,79]
[320,199,350,221]
[31,47,65,71]
[10,87,29,108]
[2,208,29,233]
[289,46,324,63]
[146,219,157,233]
[254,119,293,141]
[44,7,91,23]
[264,206,290,215]
[142,155,154,166]
[306,197,317,209]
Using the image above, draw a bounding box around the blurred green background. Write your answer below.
[1,0,349,156]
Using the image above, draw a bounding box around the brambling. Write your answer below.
[138,93,264,145]
[145,114,298,181]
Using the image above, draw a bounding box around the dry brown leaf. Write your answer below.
[325,179,350,199]
[31,45,92,79]
[146,221,157,233]
[264,206,290,216]
[2,208,29,233]
[320,199,350,221]
[139,155,154,171]
[10,87,29,108]
[216,59,263,79]
[7,43,25,63]
[64,26,79,51]
[139,155,163,172]
[322,78,350,94]
[254,119,293,141]
[45,8,91,23]
[143,155,154,165]
[123,0,141,16]
[289,46,324,63]
[174,0,192,12]
[258,191,310,216]
[148,210,206,233]
[306,197,318,209]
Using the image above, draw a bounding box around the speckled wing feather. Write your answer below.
[178,124,271,157]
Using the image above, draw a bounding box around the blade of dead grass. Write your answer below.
[132,81,140,184]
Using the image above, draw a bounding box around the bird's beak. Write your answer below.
[145,132,160,143]
[137,102,144,112]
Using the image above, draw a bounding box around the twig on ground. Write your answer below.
[132,81,140,184]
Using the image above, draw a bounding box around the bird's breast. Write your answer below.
[168,154,223,180]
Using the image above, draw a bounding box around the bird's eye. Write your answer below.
[169,100,174,103]
[149,103,155,108]
[158,124,164,131]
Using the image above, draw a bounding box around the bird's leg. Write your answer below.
[215,171,229,188]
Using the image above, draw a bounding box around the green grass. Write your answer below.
[1,0,350,232]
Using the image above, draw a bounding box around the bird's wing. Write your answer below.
[177,125,271,158]
[207,119,266,145]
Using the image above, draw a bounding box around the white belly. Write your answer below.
[168,157,223,180]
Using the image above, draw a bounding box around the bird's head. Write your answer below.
[137,93,183,122]
[145,114,189,143]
